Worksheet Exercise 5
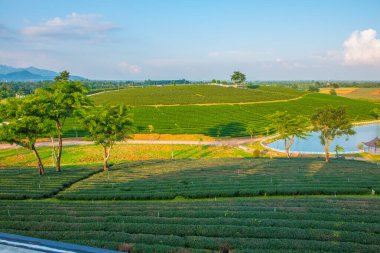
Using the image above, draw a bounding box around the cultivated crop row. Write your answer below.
[57,158,380,200]
[0,197,379,252]
[91,85,306,106]
[64,93,380,137]
[0,167,100,199]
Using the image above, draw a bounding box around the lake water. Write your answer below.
[266,123,380,154]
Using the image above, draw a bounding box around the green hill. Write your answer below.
[64,92,380,137]
[91,85,306,106]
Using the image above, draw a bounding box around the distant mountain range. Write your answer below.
[0,65,86,81]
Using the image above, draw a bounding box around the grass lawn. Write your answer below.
[0,144,251,167]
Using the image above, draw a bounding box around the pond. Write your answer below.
[266,123,380,154]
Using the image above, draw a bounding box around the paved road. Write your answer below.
[0,137,264,149]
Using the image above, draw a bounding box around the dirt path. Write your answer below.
[0,137,264,149]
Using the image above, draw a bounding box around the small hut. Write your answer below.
[362,137,380,153]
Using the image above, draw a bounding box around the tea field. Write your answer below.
[0,197,379,252]
[0,166,100,199]
[64,92,380,137]
[91,85,306,106]
[57,158,380,200]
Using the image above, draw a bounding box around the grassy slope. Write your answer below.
[91,85,306,106]
[64,93,380,137]
[0,144,251,167]
[58,158,380,200]
[1,197,379,252]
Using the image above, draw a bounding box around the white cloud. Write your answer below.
[343,29,380,65]
[118,62,141,74]
[21,13,117,40]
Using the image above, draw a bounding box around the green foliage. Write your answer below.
[231,71,246,84]
[34,71,91,171]
[35,72,91,129]
[0,167,100,199]
[0,197,379,252]
[370,108,380,120]
[82,104,134,147]
[82,104,134,171]
[0,97,52,175]
[57,158,380,200]
[268,111,309,157]
[91,85,305,106]
[63,93,380,138]
[329,88,337,96]
[334,145,345,156]
[311,106,355,161]
[308,86,320,92]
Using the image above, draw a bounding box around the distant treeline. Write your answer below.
[1,79,380,99]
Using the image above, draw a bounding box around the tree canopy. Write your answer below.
[0,97,52,175]
[231,71,246,84]
[311,106,355,162]
[34,71,91,172]
[82,104,134,171]
[268,111,309,158]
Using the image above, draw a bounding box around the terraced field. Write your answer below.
[0,197,379,252]
[91,85,306,106]
[58,159,380,200]
[64,92,380,137]
[0,166,100,199]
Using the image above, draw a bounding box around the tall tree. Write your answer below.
[311,106,355,162]
[231,71,246,85]
[0,97,52,175]
[35,71,91,172]
[82,104,134,171]
[268,111,309,158]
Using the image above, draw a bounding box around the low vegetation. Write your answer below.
[0,144,251,167]
[91,85,306,106]
[57,158,380,200]
[0,166,100,199]
[63,93,380,138]
[0,197,379,252]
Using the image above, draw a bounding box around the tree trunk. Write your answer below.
[55,122,63,172]
[325,140,330,163]
[103,145,112,172]
[324,144,330,162]
[56,132,63,172]
[285,136,295,158]
[32,146,44,176]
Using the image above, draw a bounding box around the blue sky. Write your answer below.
[0,0,379,80]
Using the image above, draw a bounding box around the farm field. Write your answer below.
[0,197,379,252]
[91,85,306,106]
[63,92,380,138]
[57,158,380,200]
[0,166,100,199]
[0,144,251,167]
[320,87,380,100]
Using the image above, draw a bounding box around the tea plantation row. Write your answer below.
[57,158,380,200]
[0,197,379,252]
[64,93,380,137]
[91,85,306,106]
[0,166,100,199]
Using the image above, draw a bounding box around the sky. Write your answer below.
[0,0,380,80]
